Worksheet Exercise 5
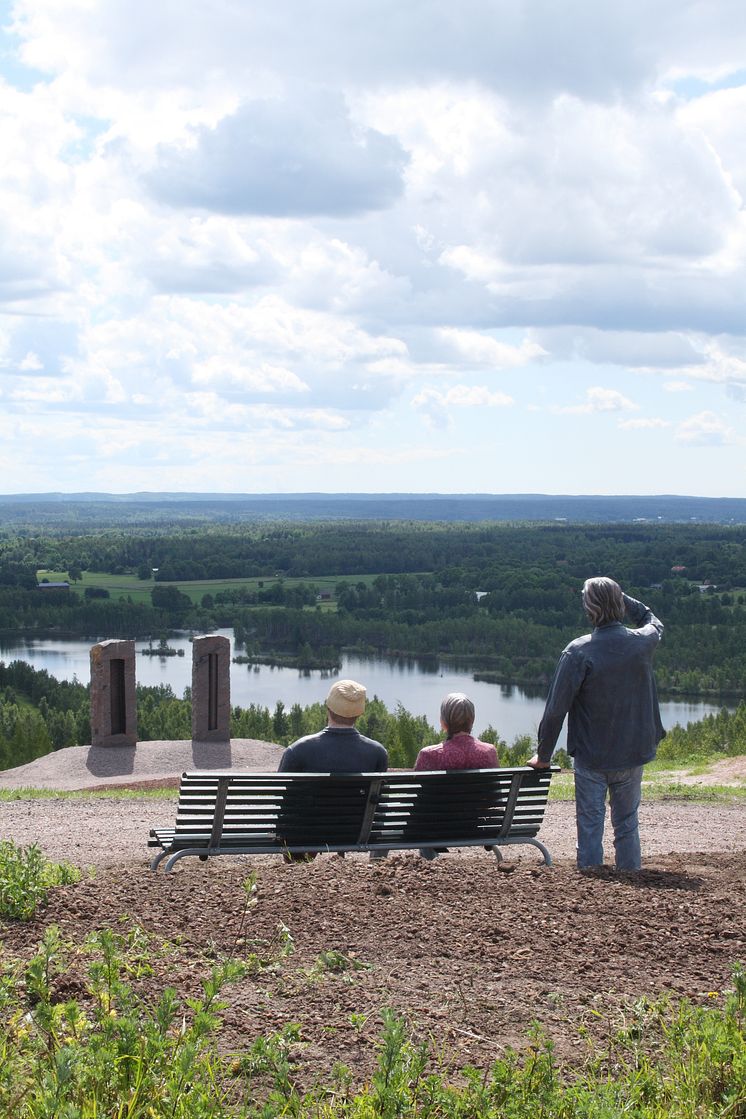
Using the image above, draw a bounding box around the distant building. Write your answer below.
[37,581,70,590]
[317,592,332,601]
[671,565,687,573]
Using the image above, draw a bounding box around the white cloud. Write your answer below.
[14,0,746,106]
[19,351,43,371]
[191,359,309,395]
[1,2,746,495]
[618,417,671,430]
[2,293,414,436]
[678,85,746,201]
[437,328,546,368]
[675,410,734,445]
[726,383,746,403]
[557,387,640,415]
[412,383,513,428]
[147,94,408,218]
[645,340,746,388]
[532,327,704,369]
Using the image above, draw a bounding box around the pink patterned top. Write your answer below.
[414,732,498,771]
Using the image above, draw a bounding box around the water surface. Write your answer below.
[0,630,728,746]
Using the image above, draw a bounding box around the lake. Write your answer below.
[0,630,729,746]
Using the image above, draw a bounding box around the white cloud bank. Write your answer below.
[0,0,745,493]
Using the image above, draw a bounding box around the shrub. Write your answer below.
[0,841,80,920]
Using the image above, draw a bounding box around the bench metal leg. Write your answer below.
[164,850,193,873]
[491,838,552,866]
[518,837,554,868]
[150,849,169,871]
[522,838,552,866]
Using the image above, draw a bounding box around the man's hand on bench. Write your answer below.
[527,753,551,769]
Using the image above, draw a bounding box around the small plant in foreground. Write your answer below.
[231,870,260,955]
[241,920,296,976]
[310,949,368,978]
[1,928,744,1117]
[0,840,80,920]
[2,925,247,1118]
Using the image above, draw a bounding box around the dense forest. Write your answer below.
[4,519,746,584]
[2,520,746,695]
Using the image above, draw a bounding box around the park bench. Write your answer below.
[149,765,559,873]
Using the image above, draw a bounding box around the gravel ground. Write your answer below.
[1,740,744,869]
[1,789,745,871]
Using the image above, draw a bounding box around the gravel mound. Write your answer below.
[0,738,285,791]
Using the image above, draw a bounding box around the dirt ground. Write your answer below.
[1,800,745,1088]
[1,742,745,1088]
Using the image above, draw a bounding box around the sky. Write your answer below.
[1,1,746,496]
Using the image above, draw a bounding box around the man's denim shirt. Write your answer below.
[537,595,665,770]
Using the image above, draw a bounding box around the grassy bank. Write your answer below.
[1,754,744,805]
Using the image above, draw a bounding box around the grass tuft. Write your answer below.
[0,840,80,920]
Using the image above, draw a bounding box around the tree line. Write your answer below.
[3,521,746,695]
[5,520,746,586]
[3,658,745,775]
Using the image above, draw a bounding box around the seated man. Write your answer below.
[278,679,387,772]
[277,679,387,861]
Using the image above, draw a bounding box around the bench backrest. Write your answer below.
[369,768,553,846]
[171,767,556,851]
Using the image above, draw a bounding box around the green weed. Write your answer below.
[0,933,744,1117]
[1,925,248,1118]
[0,840,80,920]
[303,948,370,985]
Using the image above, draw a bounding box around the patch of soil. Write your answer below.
[663,756,746,785]
[2,850,744,1091]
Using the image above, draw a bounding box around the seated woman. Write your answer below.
[415,692,498,771]
[414,693,498,859]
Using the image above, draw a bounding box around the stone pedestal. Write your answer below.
[192,634,231,743]
[90,639,137,747]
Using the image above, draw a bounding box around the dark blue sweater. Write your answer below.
[278,725,388,773]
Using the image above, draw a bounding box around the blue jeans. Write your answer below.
[573,762,643,870]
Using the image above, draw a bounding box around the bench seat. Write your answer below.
[149,766,559,873]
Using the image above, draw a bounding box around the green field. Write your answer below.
[36,569,399,608]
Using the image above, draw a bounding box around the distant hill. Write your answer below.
[1,492,746,524]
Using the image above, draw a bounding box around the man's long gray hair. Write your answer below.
[582,577,625,627]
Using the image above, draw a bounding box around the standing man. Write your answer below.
[528,577,664,870]
[278,679,387,772]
